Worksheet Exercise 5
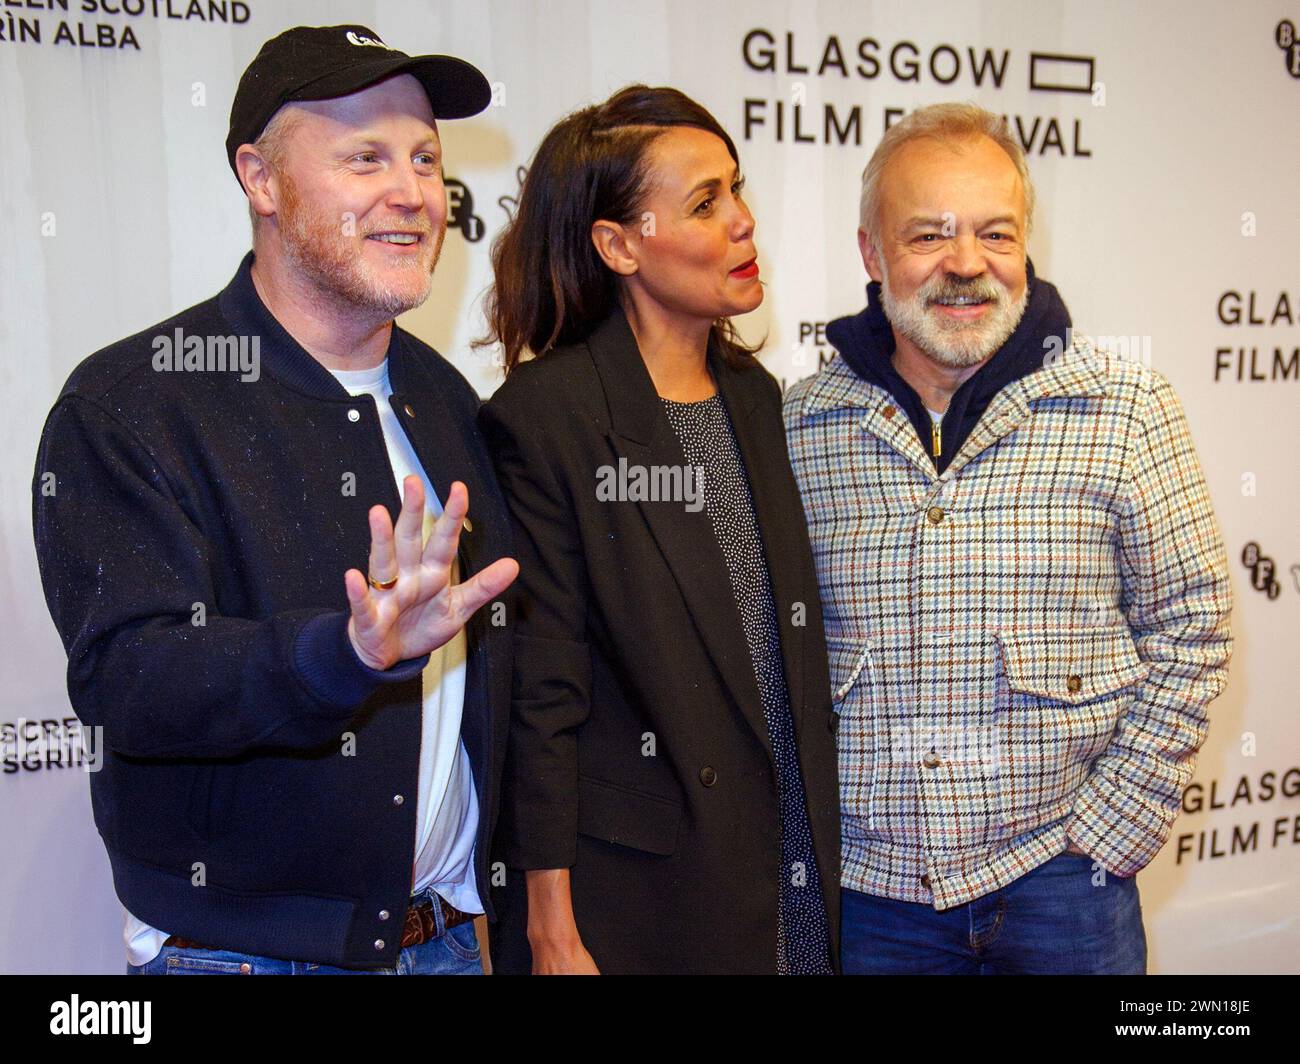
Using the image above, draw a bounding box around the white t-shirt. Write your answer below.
[124,358,482,966]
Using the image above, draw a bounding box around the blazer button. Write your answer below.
[392,794,404,806]
[920,874,931,889]
[699,766,718,787]
[374,939,385,951]
[926,506,945,524]
[1067,674,1083,694]
[922,751,942,769]
[347,409,360,423]
[378,910,390,921]
[403,404,416,418]
[882,405,896,419]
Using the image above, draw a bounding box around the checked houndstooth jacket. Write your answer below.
[783,335,1233,910]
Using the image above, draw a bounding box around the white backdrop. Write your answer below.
[2,0,1296,973]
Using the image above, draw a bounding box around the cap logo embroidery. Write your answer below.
[345,31,397,50]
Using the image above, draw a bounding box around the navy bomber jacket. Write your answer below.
[31,251,513,969]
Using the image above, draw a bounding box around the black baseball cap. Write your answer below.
[226,24,491,182]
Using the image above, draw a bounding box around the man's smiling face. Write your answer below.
[862,133,1029,368]
[263,73,447,317]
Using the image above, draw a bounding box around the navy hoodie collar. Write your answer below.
[825,260,1073,472]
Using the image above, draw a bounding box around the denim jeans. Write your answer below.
[126,888,483,975]
[841,852,1147,974]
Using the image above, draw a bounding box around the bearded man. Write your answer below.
[783,103,1232,974]
[32,25,517,974]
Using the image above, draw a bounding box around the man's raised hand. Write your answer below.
[344,476,518,670]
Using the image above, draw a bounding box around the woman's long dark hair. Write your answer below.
[479,85,760,374]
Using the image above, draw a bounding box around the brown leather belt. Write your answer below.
[399,895,475,948]
[163,895,474,953]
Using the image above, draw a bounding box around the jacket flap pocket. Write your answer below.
[577,775,682,856]
[996,627,1149,702]
[826,636,871,705]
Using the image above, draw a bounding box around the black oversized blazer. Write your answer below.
[479,309,839,974]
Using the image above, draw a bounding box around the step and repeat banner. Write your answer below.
[2,0,1296,973]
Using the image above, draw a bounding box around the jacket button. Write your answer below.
[922,751,942,768]
[403,404,416,418]
[378,910,390,921]
[392,794,404,806]
[347,409,360,423]
[926,506,945,524]
[920,874,931,889]
[374,939,385,951]
[239,962,252,973]
[699,766,718,787]
[882,405,896,419]
[1067,674,1083,694]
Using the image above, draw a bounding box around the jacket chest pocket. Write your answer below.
[993,627,1148,837]
[826,636,880,837]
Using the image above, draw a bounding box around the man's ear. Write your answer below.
[591,220,638,277]
[858,227,884,283]
[236,145,278,224]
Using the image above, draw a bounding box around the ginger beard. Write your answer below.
[879,256,1029,368]
[276,168,445,318]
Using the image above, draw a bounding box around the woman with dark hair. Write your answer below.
[478,85,838,975]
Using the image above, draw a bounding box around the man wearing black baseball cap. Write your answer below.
[225,24,492,178]
[33,25,517,975]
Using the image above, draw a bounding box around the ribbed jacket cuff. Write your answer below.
[293,611,429,711]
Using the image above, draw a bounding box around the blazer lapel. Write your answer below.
[586,311,774,766]
[713,357,808,737]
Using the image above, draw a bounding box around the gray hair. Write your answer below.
[858,102,1035,246]
[245,105,303,232]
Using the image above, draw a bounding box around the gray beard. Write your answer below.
[879,264,1029,368]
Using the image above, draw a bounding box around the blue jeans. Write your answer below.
[127,888,483,975]
[841,852,1147,974]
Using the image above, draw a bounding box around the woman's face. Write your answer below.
[617,126,762,323]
